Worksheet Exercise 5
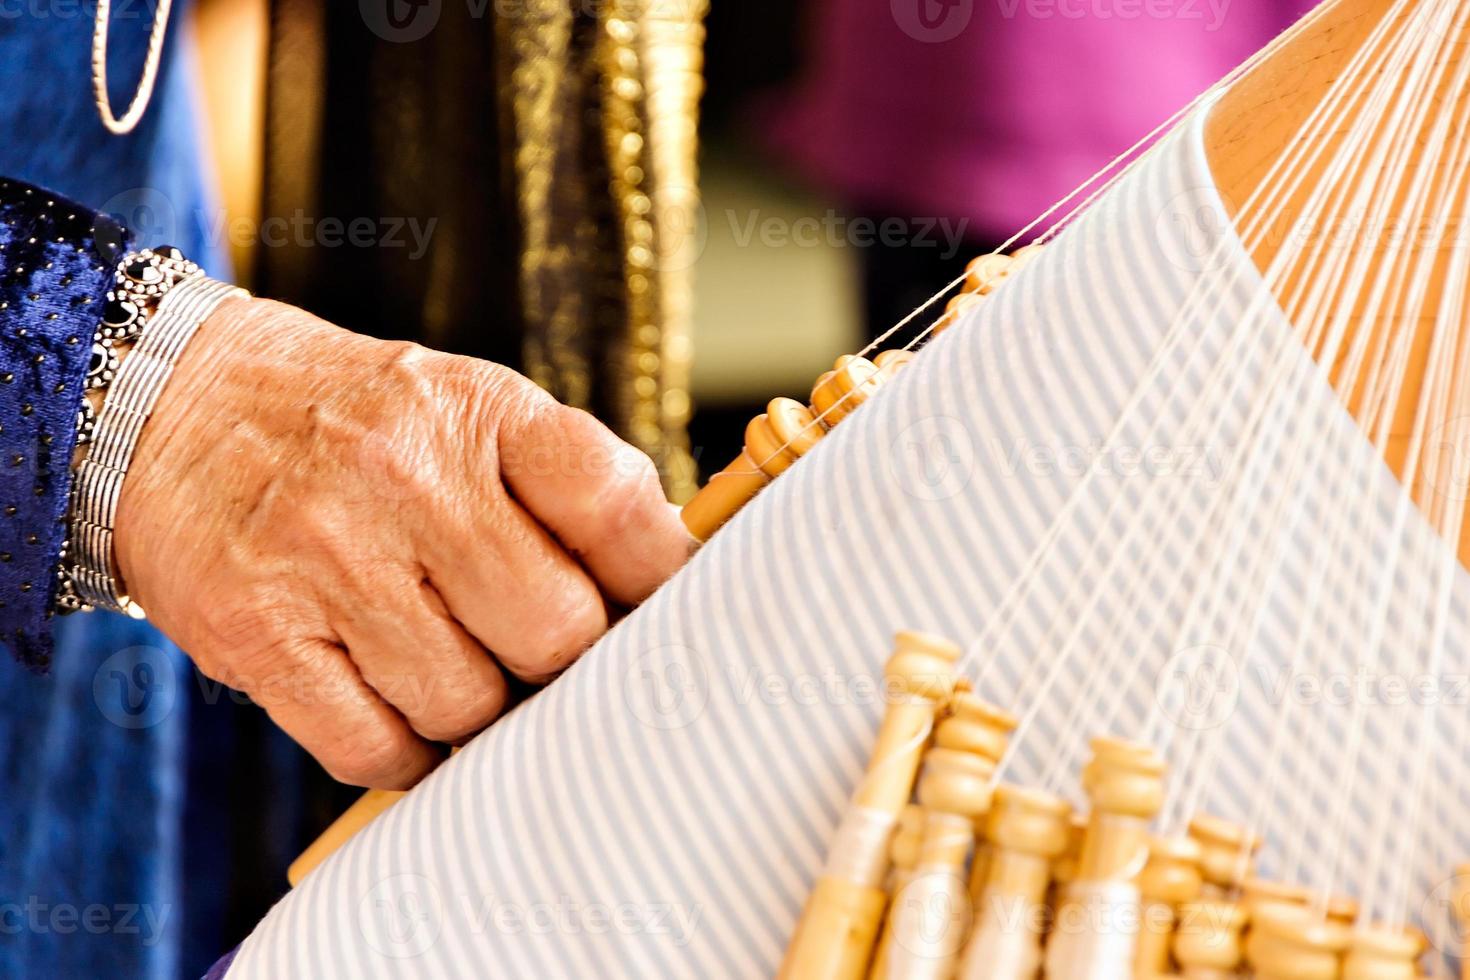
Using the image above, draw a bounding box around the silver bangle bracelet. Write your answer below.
[56,249,248,617]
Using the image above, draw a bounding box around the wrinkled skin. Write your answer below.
[114,297,693,788]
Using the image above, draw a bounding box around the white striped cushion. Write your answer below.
[227,106,1470,978]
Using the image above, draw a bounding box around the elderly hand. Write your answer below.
[112,297,692,788]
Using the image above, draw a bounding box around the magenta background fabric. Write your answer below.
[764,0,1304,230]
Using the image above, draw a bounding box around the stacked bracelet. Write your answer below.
[55,247,248,617]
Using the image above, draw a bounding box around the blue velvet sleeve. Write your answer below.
[0,176,130,669]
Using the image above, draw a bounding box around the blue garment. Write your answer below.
[0,615,189,979]
[0,7,302,979]
[0,181,122,666]
[0,0,227,664]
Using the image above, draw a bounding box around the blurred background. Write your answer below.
[15,0,1307,974]
[196,0,1302,491]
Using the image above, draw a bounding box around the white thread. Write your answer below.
[885,862,971,980]
[822,806,897,888]
[1042,881,1141,980]
[1161,0,1468,841]
[956,890,1046,980]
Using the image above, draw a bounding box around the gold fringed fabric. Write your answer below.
[497,2,598,420]
[601,0,704,502]
[259,0,703,500]
[497,0,704,501]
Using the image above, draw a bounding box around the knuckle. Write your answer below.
[285,509,398,587]
[541,406,665,522]
[561,407,640,480]
[376,338,440,391]
[492,385,561,469]
[353,430,440,502]
[585,447,665,540]
[285,506,351,564]
[609,440,662,492]
[526,587,605,676]
[446,353,541,415]
[419,682,504,743]
[325,729,419,788]
[195,595,303,679]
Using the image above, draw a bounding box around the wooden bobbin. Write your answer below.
[289,742,462,884]
[1045,813,1089,892]
[873,693,1014,979]
[810,355,884,428]
[685,241,1040,544]
[879,741,999,979]
[1245,903,1349,980]
[1407,927,1428,970]
[683,237,1045,545]
[683,348,919,543]
[1134,835,1205,978]
[889,804,928,888]
[1008,243,1045,274]
[933,293,983,336]
[935,692,1017,774]
[1241,877,1313,922]
[964,243,1044,296]
[1173,899,1249,979]
[1072,737,1167,880]
[1340,925,1423,980]
[955,785,1073,980]
[1042,736,1167,980]
[779,632,962,980]
[1037,811,1087,957]
[287,786,405,886]
[965,253,1015,295]
[942,695,1018,910]
[851,633,964,814]
[1327,895,1361,928]
[680,396,823,542]
[1188,814,1260,897]
[873,348,916,379]
[941,243,1043,333]
[868,804,927,978]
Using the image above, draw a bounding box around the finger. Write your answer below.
[241,636,445,789]
[333,570,509,744]
[424,488,608,683]
[499,402,692,605]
